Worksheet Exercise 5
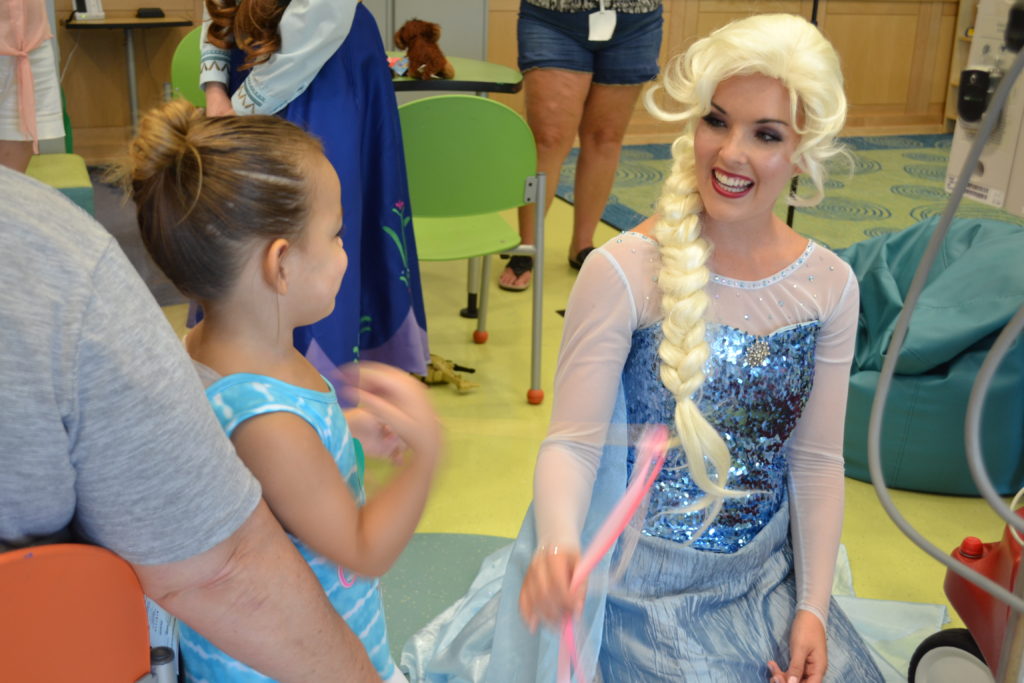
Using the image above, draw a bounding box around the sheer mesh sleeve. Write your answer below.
[786,265,859,625]
[533,235,660,550]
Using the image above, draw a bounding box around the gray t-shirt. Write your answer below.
[0,167,261,565]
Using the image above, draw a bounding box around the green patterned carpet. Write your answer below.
[556,134,1023,249]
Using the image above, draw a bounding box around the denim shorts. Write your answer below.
[517,2,663,85]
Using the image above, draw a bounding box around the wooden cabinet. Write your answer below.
[822,0,957,132]
[486,0,961,143]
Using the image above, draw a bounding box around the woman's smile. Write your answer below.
[710,168,755,197]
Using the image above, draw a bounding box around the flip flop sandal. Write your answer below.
[498,255,533,292]
[569,246,595,270]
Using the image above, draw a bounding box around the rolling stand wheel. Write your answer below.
[908,629,993,683]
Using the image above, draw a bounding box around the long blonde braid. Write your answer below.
[651,132,745,522]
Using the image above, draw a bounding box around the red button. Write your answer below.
[958,536,984,559]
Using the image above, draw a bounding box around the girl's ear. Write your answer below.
[262,238,291,295]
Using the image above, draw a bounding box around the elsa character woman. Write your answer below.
[403,13,885,683]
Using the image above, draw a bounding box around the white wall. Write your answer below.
[363,0,487,59]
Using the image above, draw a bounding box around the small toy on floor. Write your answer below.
[413,354,478,393]
[393,19,455,80]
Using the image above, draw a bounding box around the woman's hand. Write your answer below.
[203,83,236,117]
[519,546,583,632]
[767,610,827,683]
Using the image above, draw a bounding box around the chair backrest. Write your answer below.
[171,26,206,107]
[398,95,536,218]
[0,543,152,681]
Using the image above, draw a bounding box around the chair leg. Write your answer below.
[527,173,546,405]
[460,257,481,319]
[474,255,491,344]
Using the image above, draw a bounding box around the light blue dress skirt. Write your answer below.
[599,505,882,681]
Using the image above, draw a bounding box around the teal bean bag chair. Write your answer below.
[840,216,1024,495]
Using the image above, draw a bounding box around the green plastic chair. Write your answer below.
[170,26,206,107]
[398,94,546,404]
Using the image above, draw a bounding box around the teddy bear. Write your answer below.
[393,19,455,80]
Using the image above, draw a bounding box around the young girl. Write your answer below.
[404,14,884,682]
[120,99,441,683]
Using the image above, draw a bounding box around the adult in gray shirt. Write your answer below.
[0,165,378,682]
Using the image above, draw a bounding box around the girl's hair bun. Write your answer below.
[113,99,324,302]
[124,98,205,185]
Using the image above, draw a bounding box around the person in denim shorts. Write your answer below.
[498,0,663,291]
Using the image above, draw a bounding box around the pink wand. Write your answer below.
[556,425,670,682]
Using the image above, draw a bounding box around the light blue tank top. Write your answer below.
[178,373,395,681]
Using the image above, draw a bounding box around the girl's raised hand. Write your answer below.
[339,361,442,467]
[345,406,405,464]
[519,547,584,632]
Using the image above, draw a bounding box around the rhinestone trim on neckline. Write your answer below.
[709,241,817,290]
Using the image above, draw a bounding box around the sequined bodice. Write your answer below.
[624,321,820,553]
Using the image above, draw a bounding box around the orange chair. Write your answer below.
[0,543,156,682]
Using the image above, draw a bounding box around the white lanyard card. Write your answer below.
[589,0,617,41]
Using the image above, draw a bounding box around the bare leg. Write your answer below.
[571,83,643,259]
[500,68,591,290]
[0,140,34,173]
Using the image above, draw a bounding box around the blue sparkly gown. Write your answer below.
[203,2,429,384]
[402,231,884,682]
